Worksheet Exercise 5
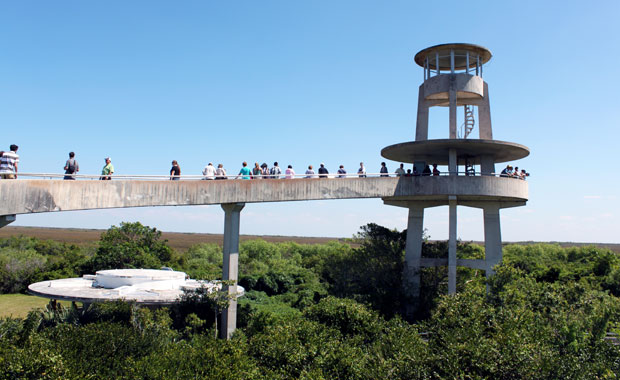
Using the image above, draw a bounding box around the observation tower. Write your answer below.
[381,43,529,316]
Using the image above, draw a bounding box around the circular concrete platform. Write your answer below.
[381,139,530,165]
[28,268,245,306]
[414,43,492,69]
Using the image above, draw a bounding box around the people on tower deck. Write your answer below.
[170,160,181,180]
[252,162,261,179]
[63,151,79,180]
[405,169,413,177]
[202,162,216,180]
[270,162,282,179]
[357,162,366,178]
[412,166,419,176]
[237,162,252,179]
[432,164,440,176]
[337,165,347,178]
[500,165,513,178]
[379,162,389,177]
[100,157,114,180]
[305,165,315,178]
[0,144,19,179]
[422,164,431,176]
[285,165,295,179]
[318,163,329,178]
[215,164,227,179]
[395,163,405,177]
[261,163,269,178]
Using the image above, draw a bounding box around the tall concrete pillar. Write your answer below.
[483,202,502,280]
[478,82,493,139]
[220,202,245,340]
[448,197,457,294]
[449,148,457,176]
[480,155,495,176]
[449,76,457,139]
[403,205,424,318]
[415,86,429,141]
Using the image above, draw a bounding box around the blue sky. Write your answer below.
[2,1,619,243]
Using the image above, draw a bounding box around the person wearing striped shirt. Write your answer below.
[0,144,19,179]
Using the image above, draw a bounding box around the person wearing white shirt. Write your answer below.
[202,162,217,180]
[357,162,366,178]
[285,165,296,179]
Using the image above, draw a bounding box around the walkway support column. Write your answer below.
[403,205,424,319]
[448,196,457,294]
[220,202,245,340]
[483,202,502,280]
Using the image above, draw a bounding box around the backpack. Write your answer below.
[67,159,77,174]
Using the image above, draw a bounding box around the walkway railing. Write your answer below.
[13,171,528,180]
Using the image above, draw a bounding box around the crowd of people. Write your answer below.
[0,144,529,181]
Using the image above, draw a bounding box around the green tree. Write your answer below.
[83,222,175,273]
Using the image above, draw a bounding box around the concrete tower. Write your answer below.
[381,43,529,317]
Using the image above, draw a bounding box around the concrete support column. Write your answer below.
[403,205,424,319]
[415,85,429,141]
[220,202,245,340]
[449,76,457,139]
[480,155,495,176]
[483,202,502,280]
[478,82,493,139]
[448,148,457,176]
[0,215,16,229]
[448,197,457,294]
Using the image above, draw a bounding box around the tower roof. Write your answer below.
[414,43,492,70]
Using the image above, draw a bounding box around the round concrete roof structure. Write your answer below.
[381,139,529,165]
[414,43,492,70]
[28,268,245,306]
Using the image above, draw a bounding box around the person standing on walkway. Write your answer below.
[100,157,114,180]
[432,164,440,176]
[285,165,296,179]
[0,144,19,179]
[318,163,329,178]
[395,163,405,177]
[379,162,388,177]
[202,162,216,180]
[170,160,181,180]
[305,165,315,178]
[337,165,347,178]
[270,162,282,179]
[252,162,261,179]
[63,152,79,180]
[237,162,252,179]
[215,164,227,179]
[261,163,269,178]
[357,162,366,178]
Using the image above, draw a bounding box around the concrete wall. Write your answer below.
[0,177,528,216]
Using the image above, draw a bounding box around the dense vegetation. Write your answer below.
[1,222,619,379]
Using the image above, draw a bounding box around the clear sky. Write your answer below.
[2,1,619,243]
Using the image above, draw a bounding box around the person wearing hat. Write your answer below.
[318,163,329,178]
[305,165,315,178]
[500,165,512,178]
[100,157,114,180]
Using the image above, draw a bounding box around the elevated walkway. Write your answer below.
[0,176,528,215]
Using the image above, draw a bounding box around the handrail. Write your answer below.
[12,171,529,180]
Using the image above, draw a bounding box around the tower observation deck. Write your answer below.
[381,43,529,317]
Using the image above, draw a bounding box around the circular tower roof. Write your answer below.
[414,43,492,70]
[381,139,529,165]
